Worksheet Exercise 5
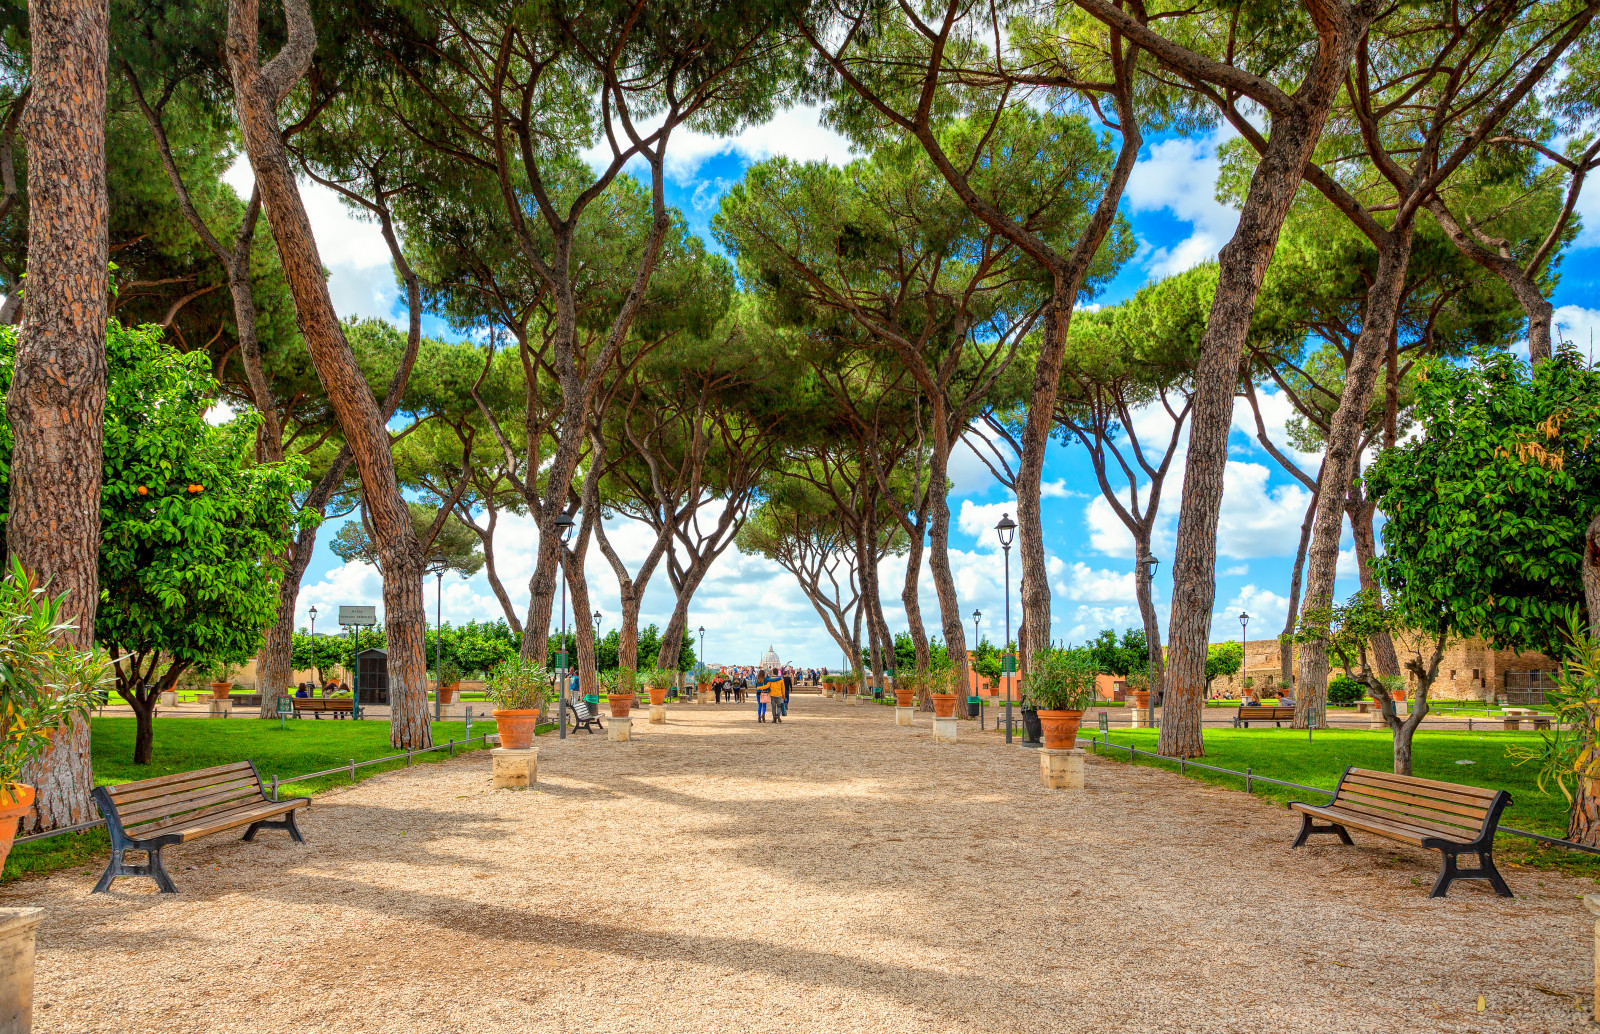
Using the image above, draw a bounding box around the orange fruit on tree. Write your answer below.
[136,486,147,495]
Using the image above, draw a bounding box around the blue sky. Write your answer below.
[245,105,1600,668]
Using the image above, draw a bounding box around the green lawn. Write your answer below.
[3,715,520,885]
[1090,726,1600,877]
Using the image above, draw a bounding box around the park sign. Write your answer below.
[338,606,377,627]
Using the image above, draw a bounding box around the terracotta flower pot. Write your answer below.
[0,784,32,873]
[894,688,914,707]
[493,709,540,750]
[439,682,459,704]
[1131,690,1150,709]
[609,693,634,719]
[210,681,232,700]
[648,687,667,706]
[1037,709,1083,750]
[931,692,958,718]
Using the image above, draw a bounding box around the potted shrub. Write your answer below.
[645,666,673,706]
[437,659,463,705]
[1125,668,1151,710]
[0,560,107,870]
[1026,648,1100,750]
[603,667,638,718]
[693,663,714,699]
[929,661,960,718]
[486,659,552,750]
[893,669,918,708]
[204,661,235,699]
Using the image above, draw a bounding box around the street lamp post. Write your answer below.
[971,608,982,730]
[995,514,1016,743]
[428,555,447,722]
[1239,610,1250,701]
[555,512,576,739]
[697,625,705,694]
[308,606,318,687]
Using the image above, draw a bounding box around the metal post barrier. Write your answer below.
[406,749,413,766]
[271,775,279,801]
[349,758,356,784]
[1245,766,1252,793]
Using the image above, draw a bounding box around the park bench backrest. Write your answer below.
[1238,705,1295,720]
[1331,768,1502,842]
[572,699,592,720]
[101,761,268,839]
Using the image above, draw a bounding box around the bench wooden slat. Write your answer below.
[1291,804,1429,845]
[1311,798,1481,841]
[1344,767,1499,801]
[116,776,263,822]
[129,796,276,836]
[106,762,256,802]
[169,800,302,842]
[123,784,269,832]
[1342,771,1499,811]
[1337,781,1493,822]
[112,773,261,812]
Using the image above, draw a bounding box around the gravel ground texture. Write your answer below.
[10,693,1597,1033]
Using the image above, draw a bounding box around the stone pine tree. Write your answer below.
[224,0,433,748]
[6,0,110,830]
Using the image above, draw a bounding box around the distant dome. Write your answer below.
[760,644,781,668]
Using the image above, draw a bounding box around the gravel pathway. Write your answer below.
[10,694,1596,1033]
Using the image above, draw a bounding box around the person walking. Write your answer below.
[780,671,794,718]
[756,669,771,722]
[767,672,786,723]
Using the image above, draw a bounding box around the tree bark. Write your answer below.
[9,0,110,830]
[1150,3,1367,758]
[1296,224,1415,729]
[225,0,430,748]
[900,530,929,669]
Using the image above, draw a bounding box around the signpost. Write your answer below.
[277,695,292,730]
[339,606,377,721]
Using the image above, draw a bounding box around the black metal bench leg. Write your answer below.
[91,851,121,894]
[1430,850,1459,898]
[242,809,306,844]
[1480,851,1513,897]
[1292,813,1354,848]
[148,848,177,893]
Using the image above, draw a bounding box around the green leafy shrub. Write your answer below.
[1025,648,1100,711]
[1327,676,1366,704]
[485,659,554,713]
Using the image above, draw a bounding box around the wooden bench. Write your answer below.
[1288,767,1513,898]
[1233,704,1297,727]
[567,698,604,733]
[1501,708,1552,731]
[293,698,353,719]
[91,761,310,893]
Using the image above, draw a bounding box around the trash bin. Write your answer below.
[966,695,981,718]
[1021,707,1042,743]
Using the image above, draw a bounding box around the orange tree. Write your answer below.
[0,321,307,763]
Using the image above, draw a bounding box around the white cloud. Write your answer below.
[224,157,402,326]
[1059,562,1133,603]
[1217,584,1290,637]
[1555,305,1600,354]
[1221,564,1249,577]
[661,105,856,184]
[1124,133,1242,278]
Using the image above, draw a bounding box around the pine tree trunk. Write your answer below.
[1296,225,1414,730]
[475,510,523,635]
[1015,297,1066,676]
[226,0,430,748]
[1279,482,1318,686]
[900,528,930,668]
[1158,21,1361,758]
[1135,540,1164,710]
[924,437,969,687]
[9,0,109,830]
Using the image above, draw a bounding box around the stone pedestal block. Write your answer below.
[491,747,538,789]
[159,691,177,707]
[1128,708,1146,728]
[208,698,232,718]
[0,909,42,1034]
[896,706,914,727]
[649,704,666,725]
[1040,748,1086,790]
[932,716,958,743]
[698,690,713,704]
[609,717,632,742]
[847,694,861,706]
